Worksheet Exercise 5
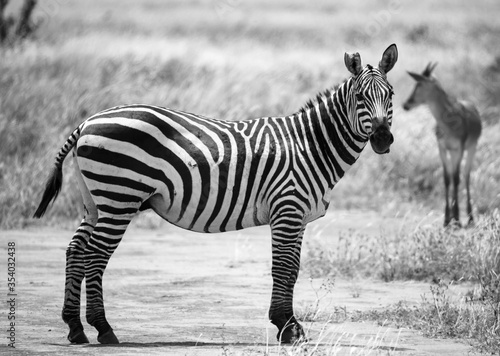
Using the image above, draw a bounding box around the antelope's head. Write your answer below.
[344,44,398,154]
[403,62,439,110]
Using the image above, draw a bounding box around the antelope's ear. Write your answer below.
[407,71,426,82]
[344,52,362,76]
[379,44,398,74]
[422,62,438,77]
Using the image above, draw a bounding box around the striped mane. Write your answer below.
[297,83,341,116]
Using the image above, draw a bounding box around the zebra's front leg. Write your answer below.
[281,229,307,343]
[269,219,306,344]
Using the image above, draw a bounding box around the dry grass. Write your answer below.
[301,211,500,353]
[302,210,500,282]
[350,278,500,354]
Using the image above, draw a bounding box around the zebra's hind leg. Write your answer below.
[62,219,96,344]
[62,160,97,344]
[268,213,307,344]
[84,210,137,344]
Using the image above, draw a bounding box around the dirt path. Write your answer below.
[1,211,471,355]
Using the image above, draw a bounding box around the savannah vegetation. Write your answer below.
[302,212,500,353]
[1,0,499,353]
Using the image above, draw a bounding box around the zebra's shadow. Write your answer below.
[49,341,269,348]
[87,341,266,347]
[49,341,413,351]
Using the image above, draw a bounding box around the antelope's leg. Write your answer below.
[437,141,452,227]
[463,144,478,226]
[449,146,464,226]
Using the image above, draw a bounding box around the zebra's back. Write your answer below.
[76,104,295,232]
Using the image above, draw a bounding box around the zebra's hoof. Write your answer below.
[97,328,119,344]
[68,329,89,344]
[277,323,307,344]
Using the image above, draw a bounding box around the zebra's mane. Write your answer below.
[297,83,341,116]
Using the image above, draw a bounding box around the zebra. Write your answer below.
[33,44,398,344]
[403,63,482,227]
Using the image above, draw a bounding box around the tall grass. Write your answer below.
[302,211,500,282]
[1,0,500,227]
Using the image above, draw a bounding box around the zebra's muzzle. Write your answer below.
[369,126,393,154]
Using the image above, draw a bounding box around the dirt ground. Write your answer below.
[1,210,472,355]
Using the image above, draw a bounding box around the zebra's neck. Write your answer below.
[292,78,368,189]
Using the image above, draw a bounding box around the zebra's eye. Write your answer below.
[355,93,364,101]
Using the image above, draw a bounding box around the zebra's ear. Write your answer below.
[379,43,398,74]
[344,52,363,76]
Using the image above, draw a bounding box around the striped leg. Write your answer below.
[282,228,305,329]
[84,211,136,344]
[62,219,95,343]
[268,208,306,343]
[62,161,97,344]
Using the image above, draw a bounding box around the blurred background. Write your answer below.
[0,0,499,228]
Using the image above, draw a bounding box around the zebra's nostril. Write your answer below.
[370,127,393,147]
[375,128,390,140]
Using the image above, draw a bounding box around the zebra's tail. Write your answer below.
[33,125,82,218]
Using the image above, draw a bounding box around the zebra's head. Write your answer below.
[344,44,398,154]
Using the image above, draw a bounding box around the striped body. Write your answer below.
[78,99,363,234]
[33,44,398,344]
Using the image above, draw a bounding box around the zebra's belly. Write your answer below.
[149,189,269,233]
[177,207,267,233]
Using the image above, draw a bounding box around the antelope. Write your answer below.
[403,63,482,227]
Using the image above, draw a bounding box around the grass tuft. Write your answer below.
[302,211,500,283]
[351,278,500,354]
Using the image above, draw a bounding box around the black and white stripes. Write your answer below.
[33,44,398,344]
